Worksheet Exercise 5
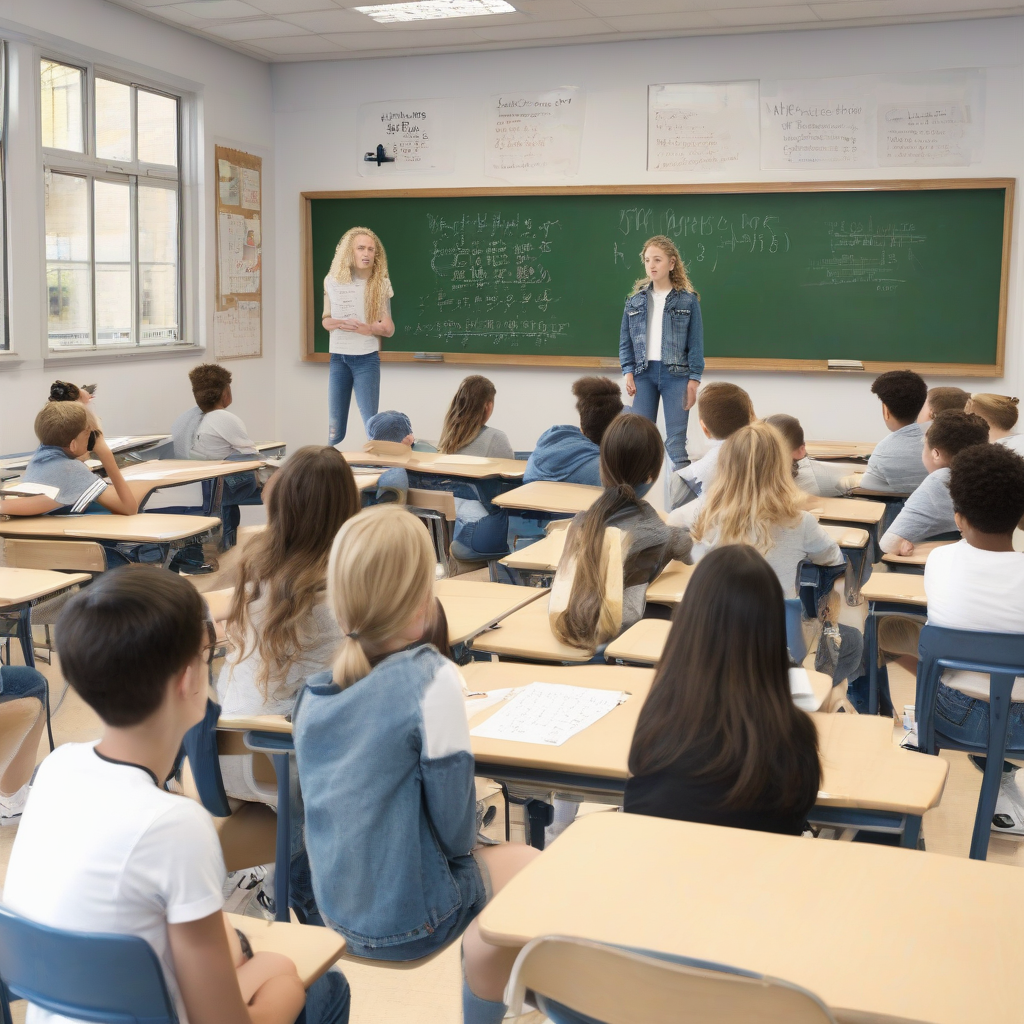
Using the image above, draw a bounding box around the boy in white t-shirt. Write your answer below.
[3,566,350,1024]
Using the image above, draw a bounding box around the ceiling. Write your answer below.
[106,0,1024,61]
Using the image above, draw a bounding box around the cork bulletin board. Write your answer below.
[214,145,263,359]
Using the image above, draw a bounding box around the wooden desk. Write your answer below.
[118,459,265,507]
[493,481,602,516]
[604,619,670,666]
[0,567,90,607]
[808,497,885,526]
[860,572,927,607]
[821,523,869,548]
[500,529,568,574]
[353,472,382,492]
[468,594,594,663]
[805,439,876,461]
[224,914,344,988]
[255,441,287,456]
[478,811,1009,1024]
[435,579,544,646]
[644,560,694,607]
[343,449,526,481]
[882,538,955,572]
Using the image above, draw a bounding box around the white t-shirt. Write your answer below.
[998,434,1024,457]
[3,742,225,1024]
[324,275,394,356]
[925,540,1024,700]
[191,409,258,461]
[646,288,668,363]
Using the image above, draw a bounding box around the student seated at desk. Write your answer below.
[878,444,1024,833]
[0,666,49,821]
[918,385,969,424]
[840,370,929,494]
[218,447,360,805]
[670,381,753,513]
[4,566,350,1024]
[175,364,262,550]
[625,545,820,835]
[438,375,514,459]
[524,376,623,486]
[293,506,538,1024]
[965,392,1024,457]
[764,413,846,498]
[0,403,138,519]
[879,410,989,556]
[691,422,863,688]
[549,415,692,650]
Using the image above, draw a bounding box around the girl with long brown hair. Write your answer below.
[618,234,705,470]
[322,227,395,446]
[625,544,821,834]
[550,414,692,650]
[217,445,360,803]
[437,375,513,458]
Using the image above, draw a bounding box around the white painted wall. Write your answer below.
[0,0,274,455]
[271,17,1024,480]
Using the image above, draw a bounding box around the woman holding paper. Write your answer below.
[322,227,395,447]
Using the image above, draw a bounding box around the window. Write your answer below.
[41,59,182,351]
[0,44,8,350]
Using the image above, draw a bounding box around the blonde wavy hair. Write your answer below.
[631,235,699,298]
[692,421,802,553]
[326,226,391,323]
[966,393,1019,432]
[327,505,435,691]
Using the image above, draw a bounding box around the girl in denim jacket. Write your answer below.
[293,505,538,1024]
[619,234,705,470]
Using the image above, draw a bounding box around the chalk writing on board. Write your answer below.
[404,211,568,348]
[485,88,586,179]
[806,221,927,290]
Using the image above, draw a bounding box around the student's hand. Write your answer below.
[897,539,915,556]
[684,379,699,411]
[624,372,636,398]
[322,317,346,331]
[336,318,372,335]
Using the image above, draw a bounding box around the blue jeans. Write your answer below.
[0,666,46,704]
[933,683,1024,751]
[328,352,380,447]
[630,362,691,469]
[304,969,351,1024]
[220,455,263,550]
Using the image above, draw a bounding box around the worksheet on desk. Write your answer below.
[470,682,628,746]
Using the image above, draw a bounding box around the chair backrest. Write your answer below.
[3,539,106,572]
[507,936,836,1024]
[407,488,456,521]
[0,903,177,1024]
[784,599,807,664]
[181,698,232,817]
[916,625,1024,755]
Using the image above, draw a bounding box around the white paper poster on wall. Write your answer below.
[358,98,455,176]
[485,87,586,179]
[760,77,874,169]
[877,71,984,166]
[648,81,759,173]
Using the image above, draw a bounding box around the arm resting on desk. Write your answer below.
[0,495,61,516]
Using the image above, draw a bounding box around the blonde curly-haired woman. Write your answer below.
[322,226,395,446]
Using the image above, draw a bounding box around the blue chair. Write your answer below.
[0,902,178,1024]
[916,625,1024,860]
[784,598,808,663]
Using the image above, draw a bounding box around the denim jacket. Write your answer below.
[619,285,704,380]
[293,646,477,949]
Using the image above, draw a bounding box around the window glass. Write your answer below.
[94,180,132,345]
[45,173,91,348]
[138,185,179,343]
[96,78,132,162]
[40,60,84,153]
[137,90,177,167]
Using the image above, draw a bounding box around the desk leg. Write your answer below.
[274,752,291,923]
[17,608,52,751]
[844,548,870,606]
[866,608,879,716]
[902,815,922,850]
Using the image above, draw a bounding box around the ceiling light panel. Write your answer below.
[354,0,516,23]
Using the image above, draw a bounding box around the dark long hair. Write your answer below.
[628,544,820,811]
[553,414,663,649]
[438,376,496,454]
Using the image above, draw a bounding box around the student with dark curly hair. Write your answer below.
[879,410,990,556]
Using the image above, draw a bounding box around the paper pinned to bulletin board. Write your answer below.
[214,145,262,359]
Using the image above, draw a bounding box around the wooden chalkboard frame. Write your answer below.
[301,179,1014,376]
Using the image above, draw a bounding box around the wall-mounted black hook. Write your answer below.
[364,144,395,166]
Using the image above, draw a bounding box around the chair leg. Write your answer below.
[498,782,511,842]
[0,981,14,1024]
[971,682,1015,860]
[901,815,922,849]
[274,753,292,922]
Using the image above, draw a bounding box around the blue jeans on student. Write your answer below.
[328,352,380,447]
[630,361,691,469]
[0,666,46,705]
[304,969,351,1024]
[933,683,1024,750]
[221,455,263,550]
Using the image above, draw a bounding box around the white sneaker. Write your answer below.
[0,783,31,824]
[222,865,268,913]
[991,773,1024,837]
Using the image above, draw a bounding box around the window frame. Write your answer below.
[0,41,9,352]
[40,52,194,360]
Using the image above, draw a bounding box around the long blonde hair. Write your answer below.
[631,234,699,298]
[967,393,1019,432]
[227,446,360,699]
[438,376,496,454]
[692,422,802,552]
[327,506,434,690]
[326,226,390,323]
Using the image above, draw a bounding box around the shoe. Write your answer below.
[175,561,216,576]
[0,782,30,824]
[222,865,269,913]
[992,773,1024,837]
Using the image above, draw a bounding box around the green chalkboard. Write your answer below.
[303,182,1011,374]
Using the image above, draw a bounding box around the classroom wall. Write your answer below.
[0,0,275,455]
[271,16,1024,468]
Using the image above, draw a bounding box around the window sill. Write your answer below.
[43,343,205,368]
[0,351,24,369]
